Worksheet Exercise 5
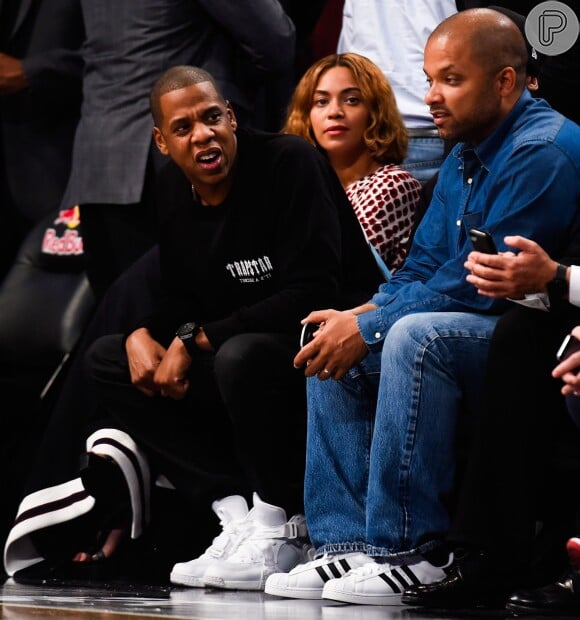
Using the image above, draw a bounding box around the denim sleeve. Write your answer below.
[355,121,580,351]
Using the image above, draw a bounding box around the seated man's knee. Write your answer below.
[492,306,548,346]
[214,332,301,392]
[213,333,296,393]
[383,313,432,352]
[214,334,260,381]
[382,312,480,366]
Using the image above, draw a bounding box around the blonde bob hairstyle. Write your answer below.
[282,53,408,164]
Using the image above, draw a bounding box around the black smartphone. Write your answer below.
[469,228,498,254]
[556,333,580,362]
[299,322,320,348]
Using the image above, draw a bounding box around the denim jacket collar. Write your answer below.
[454,89,534,173]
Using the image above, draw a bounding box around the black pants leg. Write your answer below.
[450,305,580,572]
[85,334,245,509]
[214,333,307,516]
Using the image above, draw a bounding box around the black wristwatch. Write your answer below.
[547,263,569,300]
[176,321,201,353]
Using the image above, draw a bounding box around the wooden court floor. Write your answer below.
[0,577,525,620]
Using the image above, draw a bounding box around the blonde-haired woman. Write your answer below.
[283,52,422,274]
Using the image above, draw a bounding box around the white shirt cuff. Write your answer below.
[569,265,580,308]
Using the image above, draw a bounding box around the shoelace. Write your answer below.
[228,539,263,563]
[347,560,386,577]
[205,517,253,558]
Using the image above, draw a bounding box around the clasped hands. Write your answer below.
[125,327,191,400]
[293,308,371,381]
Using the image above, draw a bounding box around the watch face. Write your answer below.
[177,322,198,338]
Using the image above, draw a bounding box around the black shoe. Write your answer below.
[402,549,516,609]
[505,572,580,616]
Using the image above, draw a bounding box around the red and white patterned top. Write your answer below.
[345,164,421,274]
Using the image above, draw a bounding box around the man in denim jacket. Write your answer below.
[265,8,580,606]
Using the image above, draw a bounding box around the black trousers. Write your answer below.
[85,331,307,519]
[450,304,580,573]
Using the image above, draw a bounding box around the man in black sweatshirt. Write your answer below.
[4,65,383,588]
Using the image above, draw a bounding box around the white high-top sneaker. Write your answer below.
[169,495,250,587]
[202,492,313,591]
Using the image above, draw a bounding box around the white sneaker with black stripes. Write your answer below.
[322,554,453,605]
[264,552,372,599]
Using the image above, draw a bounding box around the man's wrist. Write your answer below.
[547,263,569,300]
[555,263,569,284]
[176,322,202,354]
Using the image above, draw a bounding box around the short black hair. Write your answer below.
[149,65,223,125]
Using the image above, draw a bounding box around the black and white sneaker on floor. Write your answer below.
[322,554,454,605]
[264,552,373,599]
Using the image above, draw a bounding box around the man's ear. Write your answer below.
[497,66,518,97]
[153,126,169,155]
[226,103,238,130]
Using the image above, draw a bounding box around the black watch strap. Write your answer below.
[176,322,201,354]
[555,263,568,282]
[547,263,569,300]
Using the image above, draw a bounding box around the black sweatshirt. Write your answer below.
[141,128,383,349]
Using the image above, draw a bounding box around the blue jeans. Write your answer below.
[402,137,446,185]
[304,311,500,561]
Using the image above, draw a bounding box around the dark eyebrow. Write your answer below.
[313,86,361,96]
[203,104,224,115]
[167,103,224,129]
[168,116,189,130]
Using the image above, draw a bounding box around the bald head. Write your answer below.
[150,65,223,126]
[429,8,529,87]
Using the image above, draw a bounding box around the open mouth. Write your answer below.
[196,148,221,169]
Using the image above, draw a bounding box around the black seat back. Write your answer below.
[0,207,95,398]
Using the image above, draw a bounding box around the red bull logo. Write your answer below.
[43,205,84,256]
[42,228,83,256]
[53,205,81,229]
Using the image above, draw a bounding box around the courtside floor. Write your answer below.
[0,578,541,620]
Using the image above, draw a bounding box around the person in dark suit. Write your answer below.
[501,325,580,617]
[0,0,84,282]
[61,0,296,300]
[0,0,84,578]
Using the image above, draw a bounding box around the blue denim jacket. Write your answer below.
[358,90,580,351]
